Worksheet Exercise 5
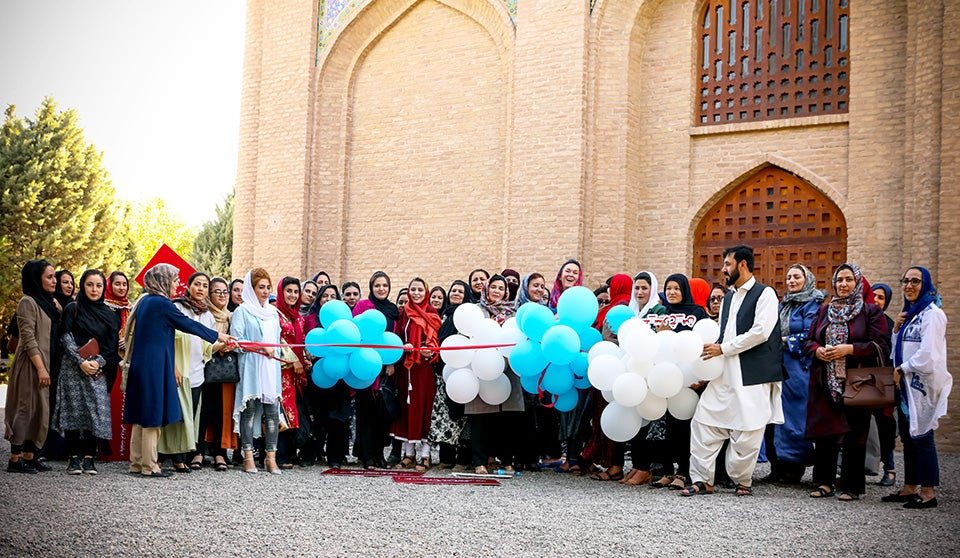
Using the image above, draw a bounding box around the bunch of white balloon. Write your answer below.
[588,317,725,442]
[439,304,525,406]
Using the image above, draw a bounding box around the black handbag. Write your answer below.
[378,371,400,421]
[204,352,240,384]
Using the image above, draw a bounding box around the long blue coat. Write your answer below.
[773,299,821,464]
[123,295,219,428]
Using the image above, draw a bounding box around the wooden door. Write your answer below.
[693,166,846,296]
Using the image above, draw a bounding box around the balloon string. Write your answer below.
[236,341,517,351]
[536,368,556,409]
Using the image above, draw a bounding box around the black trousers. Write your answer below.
[811,407,871,494]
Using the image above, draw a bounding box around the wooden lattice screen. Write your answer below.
[693,166,846,295]
[697,0,850,125]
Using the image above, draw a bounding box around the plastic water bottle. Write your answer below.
[495,468,521,477]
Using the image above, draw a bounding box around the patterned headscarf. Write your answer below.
[779,264,825,337]
[143,263,179,298]
[479,275,516,325]
[825,263,864,403]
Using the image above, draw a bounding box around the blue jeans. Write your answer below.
[240,400,279,453]
[898,406,939,487]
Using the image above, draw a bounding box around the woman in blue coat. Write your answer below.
[766,264,824,483]
[123,264,232,477]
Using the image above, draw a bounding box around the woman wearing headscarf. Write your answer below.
[275,276,310,469]
[352,271,400,469]
[231,268,283,474]
[501,269,521,302]
[629,271,666,325]
[688,278,712,312]
[881,267,952,509]
[341,281,361,311]
[299,280,319,316]
[300,283,345,467]
[515,273,548,309]
[430,280,471,469]
[548,259,582,311]
[467,269,490,303]
[5,260,60,473]
[766,264,824,484]
[804,263,889,500]
[228,279,243,312]
[303,284,341,333]
[103,271,133,462]
[869,282,898,486]
[123,264,229,477]
[51,269,120,475]
[201,277,239,471]
[468,275,525,474]
[54,270,76,310]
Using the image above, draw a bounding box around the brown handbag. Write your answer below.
[842,341,895,408]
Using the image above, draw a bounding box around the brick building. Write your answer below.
[232,0,958,449]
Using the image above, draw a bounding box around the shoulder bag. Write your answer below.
[204,351,240,384]
[841,341,895,408]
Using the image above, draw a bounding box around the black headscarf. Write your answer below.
[662,273,708,331]
[306,284,341,321]
[438,280,471,342]
[54,269,75,309]
[21,259,61,361]
[366,271,399,331]
[228,278,243,311]
[62,270,121,372]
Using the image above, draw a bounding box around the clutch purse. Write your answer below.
[78,338,100,360]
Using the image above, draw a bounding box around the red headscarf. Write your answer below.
[860,276,876,305]
[594,273,633,330]
[689,278,711,310]
[400,284,442,369]
[276,277,306,366]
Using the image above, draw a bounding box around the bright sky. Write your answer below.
[0,0,246,227]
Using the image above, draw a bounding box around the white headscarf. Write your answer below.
[240,270,278,321]
[628,270,660,318]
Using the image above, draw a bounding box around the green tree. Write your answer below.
[118,197,197,275]
[0,98,123,324]
[191,192,233,279]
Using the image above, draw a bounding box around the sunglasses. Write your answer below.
[709,296,724,302]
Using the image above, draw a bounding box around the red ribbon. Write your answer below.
[236,341,516,352]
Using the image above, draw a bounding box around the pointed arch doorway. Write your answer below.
[693,166,847,295]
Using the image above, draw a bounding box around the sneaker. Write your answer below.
[7,459,38,474]
[67,457,83,475]
[81,457,98,475]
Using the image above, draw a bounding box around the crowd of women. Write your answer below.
[3,255,951,508]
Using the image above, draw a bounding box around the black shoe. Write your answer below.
[878,470,896,487]
[7,459,38,474]
[141,470,173,478]
[25,458,52,472]
[81,457,98,475]
[881,492,919,503]
[903,497,937,509]
[67,457,83,475]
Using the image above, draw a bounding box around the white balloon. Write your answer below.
[601,389,615,402]
[624,356,654,377]
[647,362,684,398]
[636,394,667,420]
[588,341,622,362]
[693,318,721,344]
[497,327,527,358]
[653,329,678,362]
[587,354,626,391]
[600,402,643,442]
[691,354,725,381]
[678,360,700,387]
[478,374,512,405]
[622,327,660,359]
[667,387,700,420]
[616,318,645,345]
[473,319,503,343]
[502,317,519,331]
[453,304,485,337]
[471,348,506,381]
[672,330,704,363]
[446,369,480,404]
[612,372,649,407]
[442,364,455,382]
[440,334,475,368]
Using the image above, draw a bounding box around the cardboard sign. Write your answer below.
[133,244,197,298]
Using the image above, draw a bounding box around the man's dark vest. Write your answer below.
[718,280,784,386]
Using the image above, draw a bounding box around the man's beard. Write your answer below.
[725,267,740,287]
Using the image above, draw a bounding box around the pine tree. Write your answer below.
[191,192,233,279]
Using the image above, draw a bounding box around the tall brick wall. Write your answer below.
[235,0,959,449]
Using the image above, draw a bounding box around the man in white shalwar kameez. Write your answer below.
[682,245,784,496]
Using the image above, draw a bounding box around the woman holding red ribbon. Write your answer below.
[275,277,310,469]
[392,277,442,471]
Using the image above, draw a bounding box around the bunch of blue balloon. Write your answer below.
[303,300,404,389]
[508,286,608,412]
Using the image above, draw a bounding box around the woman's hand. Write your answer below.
[36,368,51,388]
[80,360,99,375]
[174,368,182,387]
[893,311,907,334]
[385,364,395,376]
[118,337,126,351]
[403,343,414,351]
[816,344,852,361]
[421,349,434,359]
[293,360,304,375]
[217,332,237,346]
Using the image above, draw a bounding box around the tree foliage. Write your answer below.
[191,192,233,279]
[118,197,197,276]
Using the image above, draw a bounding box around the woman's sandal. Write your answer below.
[837,492,860,501]
[475,465,489,475]
[394,456,416,470]
[679,481,714,496]
[809,485,834,498]
[590,468,624,481]
[264,457,282,476]
[189,458,203,470]
[734,484,753,496]
[214,460,229,472]
[668,475,687,490]
[649,475,673,489]
[416,457,431,472]
[622,469,652,486]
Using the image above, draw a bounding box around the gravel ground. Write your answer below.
[1,426,957,556]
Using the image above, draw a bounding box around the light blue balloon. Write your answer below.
[515,302,534,331]
[376,331,404,364]
[311,367,338,389]
[343,371,375,389]
[541,363,574,395]
[319,300,353,329]
[508,339,548,377]
[304,327,330,358]
[326,320,362,354]
[571,353,590,389]
[350,348,382,381]
[577,327,602,352]
[556,286,599,330]
[553,388,579,412]
[540,324,580,365]
[604,305,637,334]
[519,304,555,343]
[354,310,387,341]
[520,371,542,395]
[322,353,350,379]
